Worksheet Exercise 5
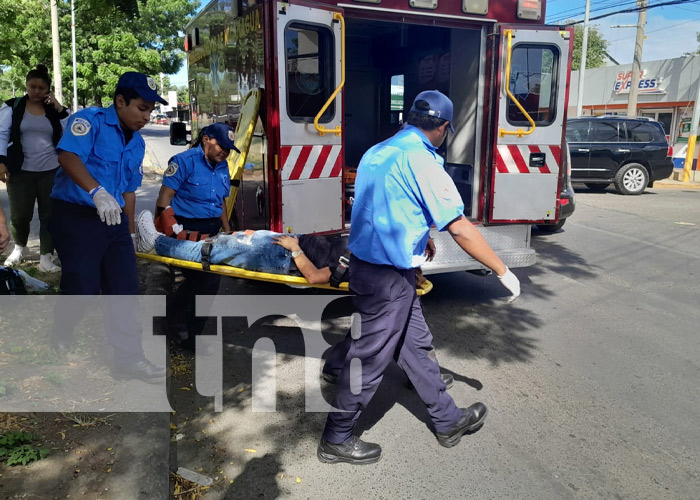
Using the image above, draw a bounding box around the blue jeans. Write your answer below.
[155,230,292,275]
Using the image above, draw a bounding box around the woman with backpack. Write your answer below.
[0,64,69,272]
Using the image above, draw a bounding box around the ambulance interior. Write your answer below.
[343,19,484,219]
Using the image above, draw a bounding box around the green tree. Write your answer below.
[0,0,197,105]
[571,24,609,71]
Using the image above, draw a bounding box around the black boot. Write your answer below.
[436,402,488,448]
[317,435,382,465]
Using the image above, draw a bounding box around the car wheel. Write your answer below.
[614,163,648,195]
[585,183,609,192]
[536,219,565,233]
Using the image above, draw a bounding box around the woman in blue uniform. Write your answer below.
[154,122,238,350]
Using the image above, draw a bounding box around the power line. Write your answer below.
[560,0,700,25]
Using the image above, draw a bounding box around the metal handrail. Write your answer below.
[314,12,345,136]
[500,29,536,138]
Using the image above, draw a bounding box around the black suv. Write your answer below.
[566,116,673,195]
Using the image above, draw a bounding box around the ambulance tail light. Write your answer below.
[517,0,541,20]
[667,145,673,158]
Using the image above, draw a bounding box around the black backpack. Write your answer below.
[0,267,27,295]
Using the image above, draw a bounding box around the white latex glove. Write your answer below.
[91,186,122,226]
[498,267,521,303]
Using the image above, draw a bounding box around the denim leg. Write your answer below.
[155,237,205,262]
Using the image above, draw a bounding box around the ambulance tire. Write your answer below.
[585,183,609,192]
[535,219,565,233]
[614,163,648,196]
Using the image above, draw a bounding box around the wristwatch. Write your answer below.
[291,250,304,259]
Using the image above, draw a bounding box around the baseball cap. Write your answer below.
[410,90,455,133]
[116,72,168,105]
[202,122,240,152]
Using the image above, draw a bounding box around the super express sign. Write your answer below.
[614,71,665,95]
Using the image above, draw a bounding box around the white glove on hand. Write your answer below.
[498,267,521,303]
[92,186,122,226]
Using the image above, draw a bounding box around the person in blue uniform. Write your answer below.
[154,122,238,350]
[49,71,168,382]
[318,90,522,465]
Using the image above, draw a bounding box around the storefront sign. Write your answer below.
[613,71,665,95]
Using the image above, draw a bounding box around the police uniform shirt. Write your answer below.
[349,125,464,269]
[52,105,144,207]
[162,146,230,219]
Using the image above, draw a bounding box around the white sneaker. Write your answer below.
[39,253,61,273]
[136,210,163,253]
[3,244,25,267]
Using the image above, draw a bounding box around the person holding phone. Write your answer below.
[0,64,69,272]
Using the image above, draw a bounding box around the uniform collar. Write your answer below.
[104,105,120,126]
[403,125,438,152]
[197,144,228,171]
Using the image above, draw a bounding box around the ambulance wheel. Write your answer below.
[536,220,565,233]
[585,183,609,192]
[614,163,648,195]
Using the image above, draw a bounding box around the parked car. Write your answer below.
[566,116,674,195]
[153,114,168,125]
[536,144,575,233]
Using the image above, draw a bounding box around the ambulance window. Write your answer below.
[507,44,559,126]
[285,23,335,122]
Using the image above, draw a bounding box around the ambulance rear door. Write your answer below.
[488,25,573,223]
[275,1,344,234]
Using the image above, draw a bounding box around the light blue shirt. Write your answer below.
[162,146,230,219]
[349,125,464,269]
[52,105,144,207]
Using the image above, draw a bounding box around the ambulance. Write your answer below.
[171,0,574,275]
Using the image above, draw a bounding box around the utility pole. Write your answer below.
[50,0,63,103]
[71,0,78,110]
[627,0,647,117]
[576,0,591,117]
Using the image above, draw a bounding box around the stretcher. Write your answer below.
[136,251,433,295]
[138,88,432,295]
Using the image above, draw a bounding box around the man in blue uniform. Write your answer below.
[318,90,521,465]
[154,122,237,350]
[49,72,168,382]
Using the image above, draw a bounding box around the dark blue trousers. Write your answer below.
[322,256,462,444]
[49,199,143,363]
[169,216,222,337]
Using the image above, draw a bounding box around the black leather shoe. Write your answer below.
[318,435,382,465]
[406,373,454,390]
[112,359,167,383]
[436,402,488,448]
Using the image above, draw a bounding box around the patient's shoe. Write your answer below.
[136,210,163,253]
[4,244,25,267]
[39,253,61,273]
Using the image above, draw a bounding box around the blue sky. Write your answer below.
[168,1,700,82]
[546,0,700,63]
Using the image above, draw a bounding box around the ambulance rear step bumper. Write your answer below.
[421,224,536,275]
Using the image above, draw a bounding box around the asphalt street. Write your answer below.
[168,185,700,500]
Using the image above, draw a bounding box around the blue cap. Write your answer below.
[116,72,168,105]
[202,122,239,152]
[410,90,455,133]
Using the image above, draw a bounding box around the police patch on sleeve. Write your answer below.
[165,161,179,177]
[70,117,91,136]
[147,77,157,90]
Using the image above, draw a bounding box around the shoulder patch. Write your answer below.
[165,161,179,177]
[70,117,91,136]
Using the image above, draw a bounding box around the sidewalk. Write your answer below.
[654,168,700,189]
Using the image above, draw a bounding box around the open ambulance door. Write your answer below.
[275,1,344,234]
[488,25,573,223]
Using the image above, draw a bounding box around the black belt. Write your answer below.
[329,252,351,288]
[201,236,216,271]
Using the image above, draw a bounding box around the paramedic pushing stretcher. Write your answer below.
[318,91,521,465]
[49,72,168,382]
[154,123,238,351]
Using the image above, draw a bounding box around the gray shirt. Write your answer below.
[19,112,59,172]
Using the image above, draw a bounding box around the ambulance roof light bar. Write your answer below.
[517,0,541,20]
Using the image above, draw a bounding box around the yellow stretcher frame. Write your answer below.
[136,252,432,295]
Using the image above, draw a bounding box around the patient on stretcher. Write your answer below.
[136,209,349,284]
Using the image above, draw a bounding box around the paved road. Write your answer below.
[165,185,700,500]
